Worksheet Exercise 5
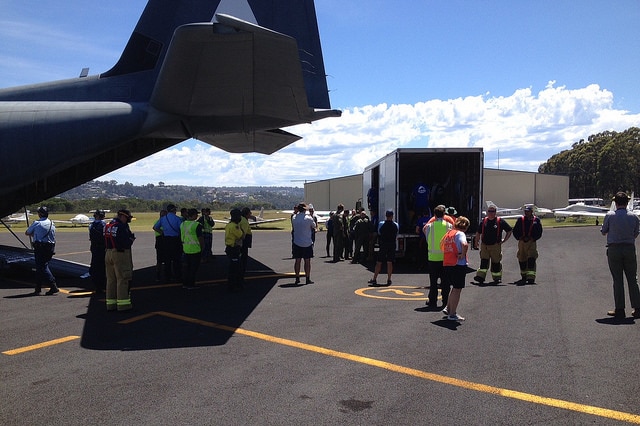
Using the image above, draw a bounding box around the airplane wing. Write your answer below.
[53,220,91,227]
[1,217,28,225]
[0,245,88,278]
[252,218,287,226]
[213,217,287,228]
[553,210,608,222]
[53,215,92,226]
[493,214,524,220]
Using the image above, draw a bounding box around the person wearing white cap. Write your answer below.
[292,203,316,285]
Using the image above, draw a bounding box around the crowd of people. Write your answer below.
[24,193,640,322]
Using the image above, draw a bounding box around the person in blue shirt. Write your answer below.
[153,203,183,282]
[601,191,640,319]
[25,206,58,295]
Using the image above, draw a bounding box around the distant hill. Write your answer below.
[57,180,304,210]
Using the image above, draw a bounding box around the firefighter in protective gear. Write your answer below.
[512,206,543,284]
[473,205,512,284]
[104,209,136,311]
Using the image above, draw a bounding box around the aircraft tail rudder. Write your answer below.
[102,0,331,108]
[245,0,331,109]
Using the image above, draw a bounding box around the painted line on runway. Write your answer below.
[2,335,80,355]
[119,311,640,424]
[126,272,295,291]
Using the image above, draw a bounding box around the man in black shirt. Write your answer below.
[368,210,399,286]
[473,205,512,284]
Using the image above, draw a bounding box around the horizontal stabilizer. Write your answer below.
[199,129,301,154]
[151,22,311,123]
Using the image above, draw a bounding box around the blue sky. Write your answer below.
[1,0,639,187]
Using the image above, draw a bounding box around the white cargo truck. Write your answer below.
[362,148,484,258]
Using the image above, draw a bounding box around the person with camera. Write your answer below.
[25,206,58,295]
[104,209,136,311]
[512,206,543,284]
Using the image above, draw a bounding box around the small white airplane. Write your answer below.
[216,207,287,227]
[552,203,610,222]
[485,202,554,219]
[553,193,640,222]
[1,211,31,225]
[54,214,92,227]
[314,212,331,226]
[281,207,333,228]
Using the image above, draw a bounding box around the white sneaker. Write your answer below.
[442,307,448,315]
[447,313,465,321]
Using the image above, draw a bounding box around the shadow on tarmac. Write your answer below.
[77,255,283,351]
[431,319,462,330]
[595,317,637,325]
[0,256,283,351]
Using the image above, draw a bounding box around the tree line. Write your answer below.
[539,126,640,199]
[25,182,304,213]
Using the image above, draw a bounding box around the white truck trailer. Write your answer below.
[362,148,484,257]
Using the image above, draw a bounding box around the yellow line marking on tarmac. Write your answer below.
[119,311,640,423]
[355,285,428,301]
[2,336,80,355]
[129,272,294,291]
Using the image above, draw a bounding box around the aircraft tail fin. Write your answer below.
[102,0,331,108]
[258,207,265,220]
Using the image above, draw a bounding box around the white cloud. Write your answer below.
[102,82,640,187]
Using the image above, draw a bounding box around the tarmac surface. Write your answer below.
[1,226,640,425]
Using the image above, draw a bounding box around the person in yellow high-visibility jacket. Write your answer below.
[225,209,245,292]
[423,205,452,309]
[180,208,203,290]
